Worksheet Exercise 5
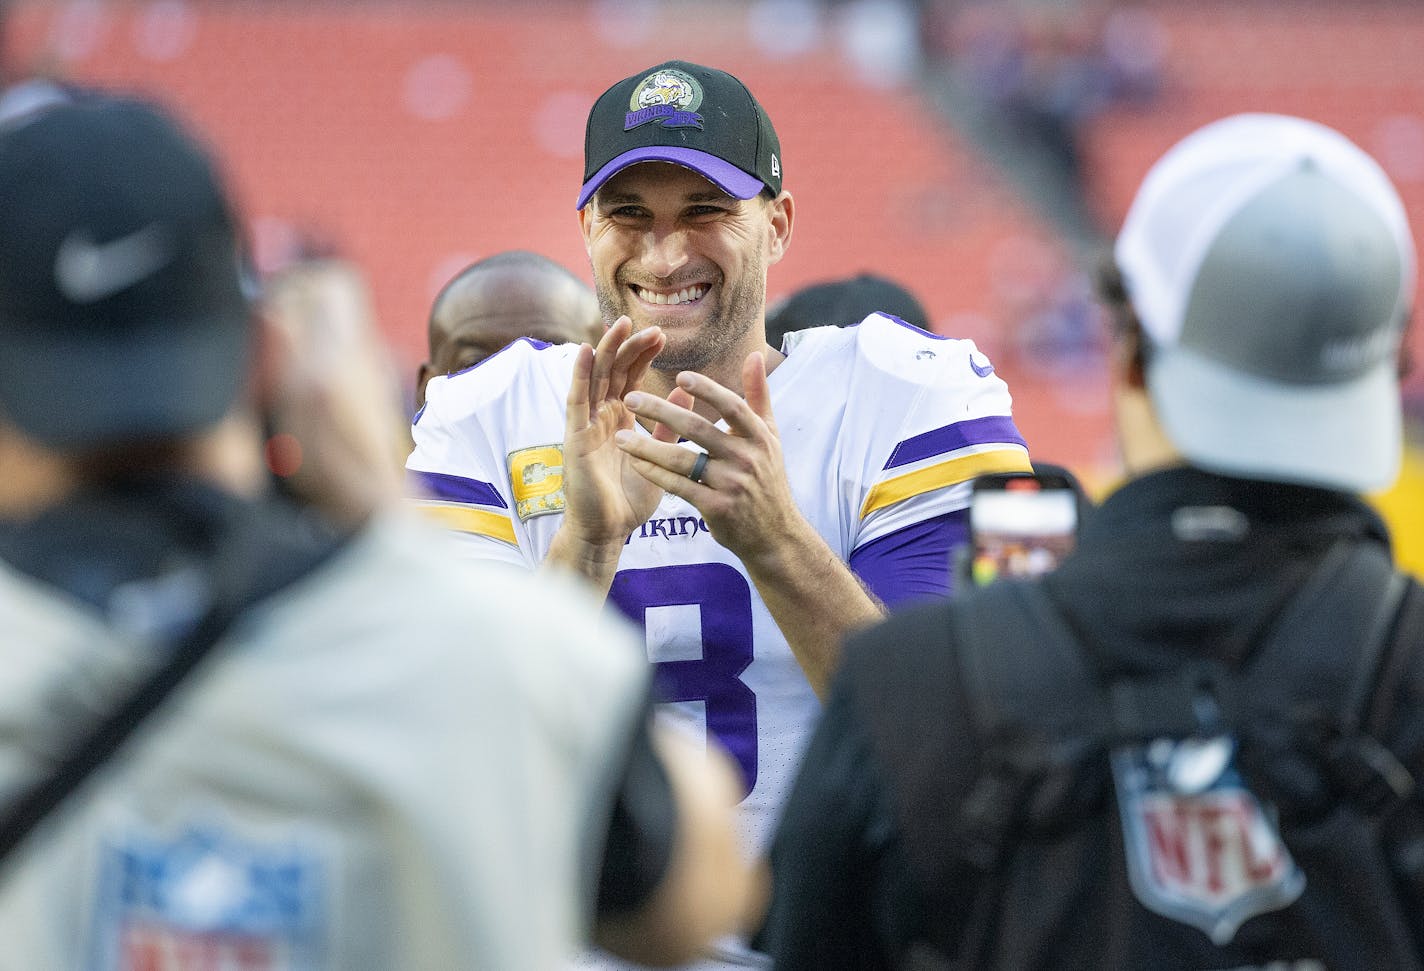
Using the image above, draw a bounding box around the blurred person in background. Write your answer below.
[918,0,1164,250]
[415,250,605,411]
[763,113,1424,969]
[763,272,930,351]
[407,58,1031,968]
[0,93,755,971]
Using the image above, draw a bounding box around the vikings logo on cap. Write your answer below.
[625,68,705,132]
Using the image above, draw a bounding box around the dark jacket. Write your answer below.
[763,467,1424,970]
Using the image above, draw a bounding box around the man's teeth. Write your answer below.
[639,286,706,306]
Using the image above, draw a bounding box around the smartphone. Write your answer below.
[961,466,1086,587]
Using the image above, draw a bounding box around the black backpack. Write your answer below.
[916,540,1424,965]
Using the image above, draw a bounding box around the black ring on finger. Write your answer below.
[688,451,710,484]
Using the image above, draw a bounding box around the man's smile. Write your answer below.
[630,283,709,307]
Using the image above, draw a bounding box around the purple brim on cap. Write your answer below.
[577,146,765,209]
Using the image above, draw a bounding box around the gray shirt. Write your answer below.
[0,505,648,970]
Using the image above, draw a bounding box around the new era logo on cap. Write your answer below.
[578,60,782,210]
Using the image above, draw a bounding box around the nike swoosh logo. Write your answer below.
[969,352,995,378]
[54,223,174,304]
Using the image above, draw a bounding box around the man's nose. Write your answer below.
[640,228,689,279]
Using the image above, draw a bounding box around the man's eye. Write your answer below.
[610,206,648,219]
[687,205,726,218]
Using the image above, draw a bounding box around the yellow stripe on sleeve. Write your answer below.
[860,448,1033,519]
[415,502,519,546]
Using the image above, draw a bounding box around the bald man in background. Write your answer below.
[415,251,604,409]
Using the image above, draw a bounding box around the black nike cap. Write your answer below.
[578,60,782,210]
[0,94,251,449]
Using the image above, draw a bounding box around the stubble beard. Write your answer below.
[595,254,766,375]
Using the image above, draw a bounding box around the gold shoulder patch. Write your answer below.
[508,444,566,521]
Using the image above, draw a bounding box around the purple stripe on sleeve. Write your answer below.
[849,509,968,607]
[407,469,508,508]
[883,415,1027,471]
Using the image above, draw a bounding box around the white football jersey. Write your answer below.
[407,314,1031,855]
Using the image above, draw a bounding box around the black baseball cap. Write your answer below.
[578,60,782,210]
[0,95,251,449]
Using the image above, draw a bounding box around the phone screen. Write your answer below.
[966,472,1081,586]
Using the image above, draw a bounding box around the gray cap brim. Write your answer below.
[1148,345,1401,493]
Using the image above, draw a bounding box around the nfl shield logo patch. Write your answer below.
[1111,736,1305,944]
[89,820,327,970]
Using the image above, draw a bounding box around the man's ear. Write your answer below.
[1095,254,1148,390]
[1115,318,1149,391]
[765,191,793,266]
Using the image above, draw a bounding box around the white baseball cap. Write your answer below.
[1115,113,1415,493]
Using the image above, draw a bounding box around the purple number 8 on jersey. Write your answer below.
[609,563,758,798]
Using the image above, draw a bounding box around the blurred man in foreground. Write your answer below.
[0,93,753,970]
[764,113,1424,969]
[416,250,604,409]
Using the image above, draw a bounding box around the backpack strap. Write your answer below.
[1366,572,1424,740]
[1370,577,1424,947]
[914,580,1093,960]
[1226,541,1415,820]
[949,580,1111,869]
[1232,539,1403,720]
[1323,544,1413,815]
[1241,546,1424,952]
